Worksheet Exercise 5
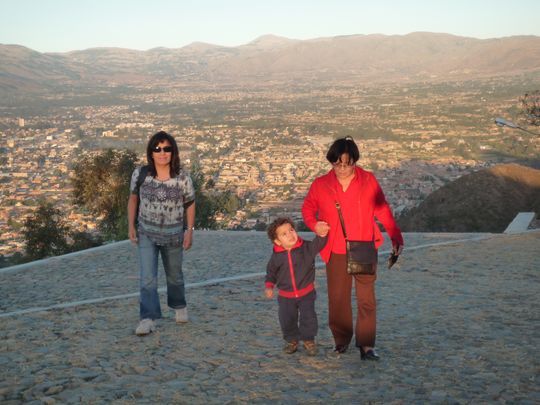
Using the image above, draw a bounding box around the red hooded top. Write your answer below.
[302,166,404,263]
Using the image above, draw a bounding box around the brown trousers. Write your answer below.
[326,253,377,348]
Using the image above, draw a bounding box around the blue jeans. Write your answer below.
[138,232,186,320]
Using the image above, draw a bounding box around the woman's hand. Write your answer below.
[183,229,193,250]
[315,221,330,237]
[392,242,403,256]
[127,194,138,244]
[128,225,137,244]
[265,288,274,299]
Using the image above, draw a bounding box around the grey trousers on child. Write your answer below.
[277,290,317,342]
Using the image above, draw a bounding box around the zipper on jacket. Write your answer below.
[287,251,299,298]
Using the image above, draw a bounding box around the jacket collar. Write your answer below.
[273,237,304,252]
[324,166,365,191]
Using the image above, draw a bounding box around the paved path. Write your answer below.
[1,231,539,404]
[0,232,486,313]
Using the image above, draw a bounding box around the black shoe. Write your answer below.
[333,344,349,354]
[360,347,380,361]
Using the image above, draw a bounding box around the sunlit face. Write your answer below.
[152,140,172,167]
[273,222,298,250]
[332,153,355,180]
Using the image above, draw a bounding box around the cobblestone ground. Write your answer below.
[0,231,485,311]
[1,231,538,404]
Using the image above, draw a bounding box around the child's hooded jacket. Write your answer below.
[265,235,327,298]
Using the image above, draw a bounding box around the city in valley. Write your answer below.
[1,75,539,257]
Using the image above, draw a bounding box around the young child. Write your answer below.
[265,217,328,356]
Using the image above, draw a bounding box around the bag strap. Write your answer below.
[335,202,348,239]
[336,201,376,243]
[135,165,149,196]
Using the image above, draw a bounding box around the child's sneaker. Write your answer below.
[135,319,155,336]
[303,340,318,356]
[283,340,298,354]
[175,307,188,323]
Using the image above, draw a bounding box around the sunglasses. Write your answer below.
[387,245,400,269]
[152,146,173,153]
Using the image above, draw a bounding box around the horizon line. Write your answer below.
[3,31,539,54]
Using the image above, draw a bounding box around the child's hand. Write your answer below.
[315,221,330,237]
[265,288,274,299]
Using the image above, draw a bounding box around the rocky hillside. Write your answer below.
[397,164,540,232]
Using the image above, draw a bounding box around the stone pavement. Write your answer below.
[0,231,539,404]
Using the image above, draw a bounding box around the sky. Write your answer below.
[1,0,539,53]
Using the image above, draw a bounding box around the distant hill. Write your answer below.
[397,164,540,232]
[1,32,540,94]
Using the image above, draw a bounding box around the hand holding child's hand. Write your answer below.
[265,288,274,299]
[315,221,330,237]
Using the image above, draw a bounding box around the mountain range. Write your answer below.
[398,164,540,232]
[1,32,540,95]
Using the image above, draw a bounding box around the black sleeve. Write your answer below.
[305,235,328,260]
[265,255,278,285]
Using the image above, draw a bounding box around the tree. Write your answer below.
[190,161,218,229]
[254,220,267,231]
[519,90,540,126]
[214,190,241,215]
[0,252,26,268]
[72,149,138,240]
[68,230,103,252]
[0,255,8,268]
[189,161,243,229]
[23,201,70,260]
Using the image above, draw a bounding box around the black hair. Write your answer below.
[146,131,181,177]
[267,217,295,241]
[326,136,360,164]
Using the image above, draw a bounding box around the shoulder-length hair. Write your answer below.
[146,131,181,177]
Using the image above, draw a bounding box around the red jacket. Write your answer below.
[302,166,404,263]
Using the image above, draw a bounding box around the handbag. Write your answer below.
[335,202,377,275]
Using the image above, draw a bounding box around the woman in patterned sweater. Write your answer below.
[127,131,196,336]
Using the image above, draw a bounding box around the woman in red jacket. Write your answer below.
[302,137,404,360]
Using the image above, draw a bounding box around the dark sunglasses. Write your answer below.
[387,245,400,269]
[152,146,173,153]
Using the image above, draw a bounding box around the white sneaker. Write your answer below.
[135,318,155,336]
[175,307,188,323]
